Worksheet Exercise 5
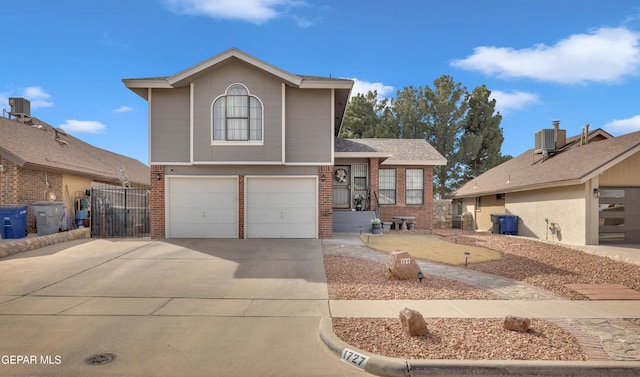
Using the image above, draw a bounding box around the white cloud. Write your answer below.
[21,86,54,109]
[348,78,395,101]
[604,115,640,134]
[165,0,302,24]
[489,90,540,114]
[59,120,106,134]
[114,106,134,113]
[452,27,640,84]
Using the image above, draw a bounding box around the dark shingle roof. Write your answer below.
[0,116,149,186]
[449,129,640,198]
[335,138,447,165]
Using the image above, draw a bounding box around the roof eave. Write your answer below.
[335,152,393,159]
[381,159,447,166]
[451,179,584,199]
[299,80,354,90]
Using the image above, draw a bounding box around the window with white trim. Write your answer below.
[406,169,424,205]
[378,169,396,204]
[212,84,263,143]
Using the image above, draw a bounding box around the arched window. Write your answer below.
[212,84,263,142]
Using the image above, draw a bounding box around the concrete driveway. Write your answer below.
[0,238,368,377]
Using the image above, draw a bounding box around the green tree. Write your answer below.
[392,86,426,139]
[422,76,468,198]
[458,85,510,182]
[340,91,383,138]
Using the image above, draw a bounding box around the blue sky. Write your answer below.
[2,0,640,165]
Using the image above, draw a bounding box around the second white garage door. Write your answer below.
[245,177,317,239]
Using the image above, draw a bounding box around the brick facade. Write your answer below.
[149,165,166,239]
[318,165,333,239]
[238,176,245,239]
[376,164,435,230]
[0,156,63,233]
[368,158,379,212]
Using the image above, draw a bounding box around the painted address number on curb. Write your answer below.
[341,348,369,370]
[400,257,412,264]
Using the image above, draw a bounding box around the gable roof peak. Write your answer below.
[168,47,303,87]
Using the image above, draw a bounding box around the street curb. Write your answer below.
[318,316,640,377]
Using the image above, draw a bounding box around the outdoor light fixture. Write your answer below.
[464,251,471,267]
[594,188,600,198]
[321,173,326,182]
[417,271,424,282]
[156,173,161,181]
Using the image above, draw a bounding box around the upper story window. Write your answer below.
[212,84,263,143]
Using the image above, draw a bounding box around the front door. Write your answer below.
[332,165,351,209]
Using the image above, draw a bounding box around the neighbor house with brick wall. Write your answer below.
[0,110,149,234]
[123,48,445,239]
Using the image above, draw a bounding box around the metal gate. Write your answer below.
[90,184,150,238]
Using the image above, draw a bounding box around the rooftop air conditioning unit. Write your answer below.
[8,97,31,117]
[535,129,556,154]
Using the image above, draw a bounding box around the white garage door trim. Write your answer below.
[166,176,238,238]
[245,176,318,239]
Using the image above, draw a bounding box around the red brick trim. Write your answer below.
[149,165,166,239]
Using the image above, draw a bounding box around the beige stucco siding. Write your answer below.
[474,194,506,231]
[600,151,640,186]
[150,88,190,163]
[285,88,332,164]
[192,61,284,163]
[507,184,586,245]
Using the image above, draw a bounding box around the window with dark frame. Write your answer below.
[378,169,396,204]
[406,169,424,205]
[212,84,262,142]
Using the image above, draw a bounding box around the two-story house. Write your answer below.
[124,48,445,239]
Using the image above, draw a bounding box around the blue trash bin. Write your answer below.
[0,204,29,239]
[499,215,519,235]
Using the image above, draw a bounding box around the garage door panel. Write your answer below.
[168,177,238,238]
[246,177,317,239]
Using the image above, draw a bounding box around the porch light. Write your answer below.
[593,188,600,198]
[321,173,326,182]
[156,173,161,181]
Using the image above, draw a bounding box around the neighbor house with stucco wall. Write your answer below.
[449,123,640,245]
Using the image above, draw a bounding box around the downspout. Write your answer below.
[44,172,49,201]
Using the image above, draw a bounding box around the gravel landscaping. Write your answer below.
[436,229,640,300]
[332,317,588,361]
[324,229,640,361]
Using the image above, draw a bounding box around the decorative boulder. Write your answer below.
[399,308,428,336]
[504,315,531,332]
[385,251,421,280]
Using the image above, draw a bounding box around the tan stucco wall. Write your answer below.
[475,194,506,231]
[61,175,92,213]
[506,184,587,245]
[600,151,640,186]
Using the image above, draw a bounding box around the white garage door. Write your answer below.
[246,177,317,239]
[167,177,238,238]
